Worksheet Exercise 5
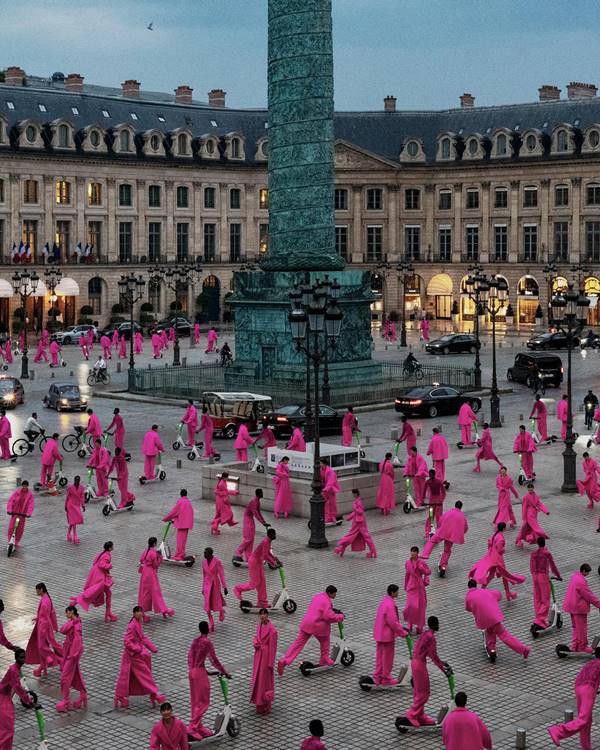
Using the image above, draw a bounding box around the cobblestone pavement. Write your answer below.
[1,333,600,749]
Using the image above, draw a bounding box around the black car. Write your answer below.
[43,383,88,412]
[507,352,563,388]
[394,385,481,418]
[0,377,25,409]
[99,321,143,341]
[425,334,479,355]
[261,404,343,438]
[526,331,580,350]
[155,316,192,336]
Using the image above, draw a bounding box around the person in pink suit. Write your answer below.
[457,402,478,446]
[341,406,358,447]
[0,600,16,652]
[513,424,536,480]
[181,399,198,447]
[202,547,227,631]
[423,469,448,537]
[33,339,48,362]
[114,606,166,708]
[78,334,89,360]
[118,334,127,359]
[442,692,493,750]
[235,489,268,562]
[162,489,194,560]
[468,523,526,600]
[403,546,430,633]
[100,334,112,360]
[211,472,239,535]
[547,648,600,749]
[87,437,111,497]
[557,393,569,441]
[530,394,549,441]
[39,431,62,487]
[287,426,306,451]
[198,406,216,458]
[562,563,600,652]
[25,583,63,677]
[42,328,50,347]
[530,538,562,632]
[372,584,408,685]
[193,322,201,345]
[251,609,278,714]
[427,427,448,481]
[160,329,168,350]
[257,425,277,458]
[422,500,468,576]
[56,605,87,712]
[375,452,396,514]
[133,331,143,355]
[515,484,550,547]
[0,410,11,460]
[85,407,103,441]
[49,339,61,366]
[465,580,530,659]
[233,422,253,462]
[334,489,377,558]
[404,446,429,506]
[187,621,230,740]
[398,415,416,458]
[112,328,120,348]
[420,317,430,341]
[142,425,164,480]
[70,541,118,621]
[4,340,12,365]
[150,702,189,750]
[168,326,176,343]
[278,585,344,674]
[65,476,85,545]
[205,327,218,353]
[474,422,501,473]
[109,447,135,508]
[320,459,340,523]
[273,456,293,518]
[6,480,34,548]
[576,452,600,508]
[300,720,329,750]
[234,529,279,607]
[494,466,519,527]
[151,332,162,359]
[85,327,93,350]
[106,407,126,451]
[138,537,174,620]
[0,649,34,749]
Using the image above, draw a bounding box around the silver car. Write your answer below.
[53,325,97,345]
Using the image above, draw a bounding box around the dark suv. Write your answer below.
[507,352,563,388]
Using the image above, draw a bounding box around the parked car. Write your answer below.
[507,352,563,388]
[155,316,193,336]
[202,391,273,439]
[0,376,24,409]
[43,383,88,412]
[99,321,143,341]
[580,329,600,349]
[261,404,343,438]
[425,333,479,355]
[53,324,97,345]
[394,385,481,418]
[526,331,580,350]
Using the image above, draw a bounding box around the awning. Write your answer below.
[426,273,453,296]
[55,277,79,296]
[0,279,13,298]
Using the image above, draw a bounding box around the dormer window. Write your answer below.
[441,138,451,159]
[557,129,568,152]
[231,138,241,159]
[467,138,478,155]
[25,125,36,143]
[178,133,187,154]
[71,107,79,116]
[150,134,160,151]
[58,124,70,148]
[526,134,537,151]
[90,130,100,148]
[120,130,130,152]
[590,130,600,148]
[496,133,507,155]
[206,140,214,154]
[406,140,419,157]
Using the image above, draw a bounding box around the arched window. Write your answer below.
[557,129,568,152]
[58,124,69,148]
[119,130,130,152]
[178,133,187,155]
[441,138,450,159]
[496,133,507,155]
[231,138,240,158]
[89,130,100,148]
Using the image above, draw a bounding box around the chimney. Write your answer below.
[4,66,25,86]
[384,95,397,113]
[65,73,84,93]
[174,85,193,104]
[460,92,475,108]
[538,84,561,102]
[567,81,597,100]
[122,79,140,98]
[208,88,226,108]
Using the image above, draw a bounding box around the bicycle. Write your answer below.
[402,363,424,380]
[61,425,87,454]
[527,375,545,396]
[87,369,110,385]
[12,430,49,457]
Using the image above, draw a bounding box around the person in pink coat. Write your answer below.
[100,334,112,360]
[273,456,293,518]
[442,692,493,750]
[106,407,126,451]
[468,523,525,600]
[474,423,501,473]
[85,408,103,441]
[287,426,306,451]
[6,480,34,548]
[420,317,430,341]
[33,338,48,362]
[25,583,63,677]
[65,476,85,545]
[257,425,277,458]
[151,332,162,359]
[427,427,448,481]
[56,605,86,712]
[0,600,15,652]
[70,541,118,621]
[41,328,50,346]
[423,469,448,537]
[3,340,12,365]
[114,606,166,708]
[109,447,135,508]
[142,425,164,480]
[151,702,189,750]
[403,446,428,506]
[233,422,253,462]
[421,500,468,575]
[0,650,34,749]
[88,437,111,497]
[557,393,569,441]
[530,394,549,441]
[235,489,268,562]
[320,459,340,523]
[160,329,168,350]
[513,424,536,480]
[198,407,216,458]
[278,585,344,674]
[49,339,61,366]
[78,334,89,360]
[457,402,478,446]
[341,406,358,447]
[403,547,430,633]
[515,484,550,547]
[133,331,143,354]
[494,466,519,527]
[40,431,63,487]
[0,410,11,460]
[181,399,198,447]
[138,537,175,620]
[85,327,93,350]
[562,564,600,652]
[234,529,280,607]
[202,548,227,631]
[398,415,416,458]
[205,327,218,353]
[112,328,120,348]
[163,489,194,560]
[300,720,329,750]
[334,489,377,558]
[576,452,600,508]
[118,334,127,359]
[465,580,530,660]
[375,452,396,514]
[530,538,562,632]
[193,322,201,345]
[372,584,408,685]
[251,609,278,714]
[187,621,230,740]
[211,473,239,535]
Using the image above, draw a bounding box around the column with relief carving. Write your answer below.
[571,177,581,264]
[481,181,490,263]
[509,181,519,263]
[352,186,362,263]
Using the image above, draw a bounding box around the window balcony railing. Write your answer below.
[461,253,479,263]
[518,252,538,263]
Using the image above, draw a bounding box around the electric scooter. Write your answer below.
[402,478,428,514]
[556,634,600,659]
[358,634,413,692]
[232,521,274,568]
[249,442,265,473]
[172,423,191,451]
[239,566,297,615]
[531,578,563,638]
[456,421,480,449]
[187,673,240,746]
[49,353,67,368]
[392,440,404,467]
[157,521,195,567]
[20,677,49,749]
[7,516,22,557]
[84,469,115,504]
[354,430,366,459]
[34,462,68,492]
[139,454,167,484]
[187,442,218,461]
[395,669,455,735]
[517,456,536,486]
[530,418,557,446]
[299,620,355,676]
[101,480,135,518]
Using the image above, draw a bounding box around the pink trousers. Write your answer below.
[433,460,445,481]
[374,642,396,684]
[406,659,434,726]
[235,448,248,462]
[484,623,528,655]
[460,424,472,445]
[532,573,551,628]
[412,476,426,506]
[173,529,188,560]
[281,629,330,667]
[550,684,596,750]
[144,456,156,479]
[40,462,54,486]
[422,536,454,569]
[570,613,590,652]
[0,438,10,460]
[521,452,534,478]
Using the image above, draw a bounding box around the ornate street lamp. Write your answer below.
[396,259,415,347]
[463,263,484,390]
[11,269,40,379]
[543,261,558,327]
[118,272,146,371]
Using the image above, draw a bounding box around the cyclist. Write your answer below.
[584,389,599,429]
[403,351,420,375]
[220,341,232,366]
[24,412,44,443]
[92,354,107,382]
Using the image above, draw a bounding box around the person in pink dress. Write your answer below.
[160,329,168,350]
[515,484,550,548]
[151,332,162,359]
[375,452,396,514]
[273,456,293,518]
[513,424,536,481]
[468,523,526,600]
[474,422,501,473]
[33,338,49,362]
[562,564,600,653]
[233,422,254,462]
[100,334,112,360]
[150,702,189,750]
[0,649,34,748]
[193,322,201,346]
[465,580,530,660]
[372,584,408,685]
[494,466,519,527]
[202,547,228,631]
[300,720,329,750]
[287,426,306,451]
[162,489,194,560]
[181,399,198,447]
[118,334,127,359]
[211,473,239,535]
[421,500,468,576]
[427,427,448,481]
[398,415,416,458]
[577,452,600,508]
[106,407,126,451]
[65,476,85,545]
[320,459,340,523]
[70,541,118,621]
[205,327,218,353]
[251,609,278,714]
[114,606,166,708]
[187,621,230,740]
[235,489,268,562]
[556,393,569,441]
[39,431,63,487]
[109,447,135,508]
[457,402,478,446]
[341,407,358,447]
[334,489,377,558]
[6,480,34,548]
[198,406,216,458]
[423,469,448,537]
[0,410,11,460]
[403,547,430,633]
[56,605,87,712]
[141,425,164,480]
[134,331,143,355]
[257,425,277,458]
[112,328,120,349]
[138,537,175,620]
[233,529,279,607]
[442,692,493,750]
[420,317,430,341]
[530,394,549,442]
[85,327,94,350]
[404,446,429,506]
[530,538,562,632]
[25,583,63,677]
